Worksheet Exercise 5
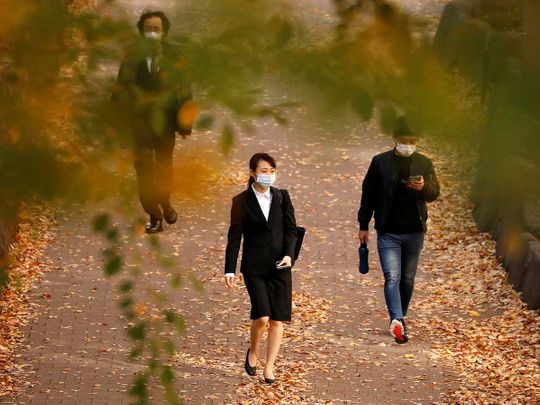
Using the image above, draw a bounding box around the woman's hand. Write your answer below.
[224,275,236,288]
[277,256,292,268]
[406,175,424,191]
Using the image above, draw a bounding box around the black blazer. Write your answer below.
[112,41,193,137]
[358,150,440,233]
[225,187,297,276]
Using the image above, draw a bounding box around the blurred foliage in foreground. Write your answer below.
[0,0,487,209]
[1,0,540,402]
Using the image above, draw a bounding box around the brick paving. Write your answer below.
[2,106,459,404]
[3,1,456,403]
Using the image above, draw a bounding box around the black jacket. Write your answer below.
[358,150,440,233]
[225,187,297,276]
[111,41,193,137]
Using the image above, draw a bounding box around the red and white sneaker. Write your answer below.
[389,319,408,344]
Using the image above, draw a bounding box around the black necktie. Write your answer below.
[150,56,158,77]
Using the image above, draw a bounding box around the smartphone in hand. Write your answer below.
[408,175,422,183]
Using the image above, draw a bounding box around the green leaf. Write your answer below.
[174,316,186,334]
[170,273,182,289]
[119,296,133,309]
[270,14,293,48]
[129,346,144,360]
[148,235,161,249]
[129,374,148,403]
[93,213,109,232]
[164,310,186,334]
[195,115,214,130]
[106,229,119,242]
[351,90,373,121]
[160,257,176,269]
[119,280,134,293]
[0,267,8,290]
[220,124,235,154]
[161,365,175,385]
[164,310,177,324]
[148,358,159,371]
[165,386,181,405]
[127,323,146,341]
[189,274,204,293]
[380,105,398,134]
[163,340,176,356]
[104,255,122,277]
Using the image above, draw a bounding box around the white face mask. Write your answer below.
[144,31,162,41]
[395,143,416,157]
[255,173,276,188]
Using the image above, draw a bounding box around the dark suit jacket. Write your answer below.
[225,187,298,276]
[111,41,193,139]
[358,150,440,233]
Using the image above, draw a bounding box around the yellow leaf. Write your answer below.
[177,101,199,129]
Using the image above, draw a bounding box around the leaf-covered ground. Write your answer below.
[0,205,56,398]
[4,107,538,404]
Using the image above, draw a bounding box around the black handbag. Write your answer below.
[276,189,305,262]
[294,226,305,261]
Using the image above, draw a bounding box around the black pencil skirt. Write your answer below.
[243,270,292,322]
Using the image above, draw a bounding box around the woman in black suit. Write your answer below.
[224,152,298,384]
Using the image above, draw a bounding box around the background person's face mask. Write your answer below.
[255,173,276,187]
[395,143,416,157]
[144,31,162,41]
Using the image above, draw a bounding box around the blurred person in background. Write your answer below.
[112,10,193,233]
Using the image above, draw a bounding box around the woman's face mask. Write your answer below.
[255,173,276,188]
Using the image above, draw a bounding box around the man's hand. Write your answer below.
[406,175,424,191]
[358,230,369,244]
[224,275,236,288]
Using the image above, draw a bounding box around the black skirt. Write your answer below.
[243,270,292,322]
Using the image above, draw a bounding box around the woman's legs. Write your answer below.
[264,320,283,378]
[249,316,269,366]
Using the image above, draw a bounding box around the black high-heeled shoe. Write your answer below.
[263,374,276,384]
[244,349,256,376]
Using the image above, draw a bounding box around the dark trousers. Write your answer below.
[133,133,175,220]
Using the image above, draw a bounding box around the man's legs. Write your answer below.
[154,133,176,222]
[377,233,404,320]
[400,232,424,317]
[154,133,175,208]
[133,145,163,222]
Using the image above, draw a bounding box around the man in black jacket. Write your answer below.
[358,116,440,344]
[112,11,193,233]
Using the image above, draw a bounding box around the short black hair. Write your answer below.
[137,10,171,36]
[393,116,415,137]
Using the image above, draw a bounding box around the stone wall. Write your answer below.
[0,51,20,286]
[434,0,540,310]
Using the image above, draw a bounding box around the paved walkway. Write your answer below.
[4,1,459,403]
[2,104,459,404]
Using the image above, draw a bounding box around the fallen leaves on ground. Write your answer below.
[415,140,540,404]
[0,203,56,397]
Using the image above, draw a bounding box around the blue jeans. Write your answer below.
[377,232,424,320]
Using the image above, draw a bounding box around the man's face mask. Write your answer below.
[395,143,416,157]
[144,31,162,41]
